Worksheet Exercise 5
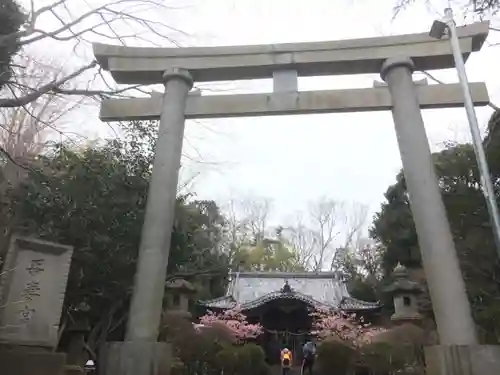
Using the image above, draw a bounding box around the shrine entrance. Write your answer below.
[247,298,312,365]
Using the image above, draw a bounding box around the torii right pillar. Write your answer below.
[381,56,500,375]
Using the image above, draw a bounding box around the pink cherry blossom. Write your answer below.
[199,306,263,343]
[309,306,386,347]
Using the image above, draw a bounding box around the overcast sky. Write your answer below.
[29,0,500,229]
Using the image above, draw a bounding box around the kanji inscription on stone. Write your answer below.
[26,259,45,276]
[0,236,73,348]
[20,280,42,302]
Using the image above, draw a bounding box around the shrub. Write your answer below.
[358,342,398,375]
[357,324,426,375]
[205,321,239,344]
[161,313,268,375]
[315,337,357,375]
[215,346,239,375]
[160,311,196,341]
[216,344,268,375]
[161,313,230,375]
[237,344,268,375]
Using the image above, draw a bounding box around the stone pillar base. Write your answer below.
[99,341,172,375]
[0,346,66,375]
[425,345,500,375]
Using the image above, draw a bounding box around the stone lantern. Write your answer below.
[64,302,91,375]
[384,263,423,325]
[164,278,196,319]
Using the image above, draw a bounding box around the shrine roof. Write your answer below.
[199,271,380,311]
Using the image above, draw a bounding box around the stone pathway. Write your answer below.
[270,365,301,375]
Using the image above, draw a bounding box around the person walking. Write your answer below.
[280,347,293,375]
[302,339,316,375]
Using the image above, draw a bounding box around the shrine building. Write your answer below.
[198,271,381,364]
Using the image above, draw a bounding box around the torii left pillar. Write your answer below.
[100,68,192,375]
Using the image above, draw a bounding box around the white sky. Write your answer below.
[28,0,500,228]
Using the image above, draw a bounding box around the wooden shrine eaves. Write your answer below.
[93,22,489,84]
[99,83,489,121]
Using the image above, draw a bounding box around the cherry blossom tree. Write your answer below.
[198,307,263,343]
[310,307,386,346]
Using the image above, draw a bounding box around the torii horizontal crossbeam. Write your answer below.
[93,22,488,84]
[99,83,489,121]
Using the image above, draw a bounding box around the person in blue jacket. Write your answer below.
[302,338,316,375]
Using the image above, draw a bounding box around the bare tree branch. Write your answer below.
[392,0,500,18]
[282,199,369,271]
[0,60,97,108]
[0,0,179,48]
[220,196,274,268]
[308,197,342,271]
[0,54,83,188]
[281,214,317,270]
[0,0,196,166]
[1,0,191,115]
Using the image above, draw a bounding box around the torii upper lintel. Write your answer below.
[93,21,489,84]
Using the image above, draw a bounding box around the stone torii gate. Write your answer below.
[94,21,500,375]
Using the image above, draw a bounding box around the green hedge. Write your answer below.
[314,337,357,375]
[217,344,268,375]
[315,325,426,375]
[162,313,268,375]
